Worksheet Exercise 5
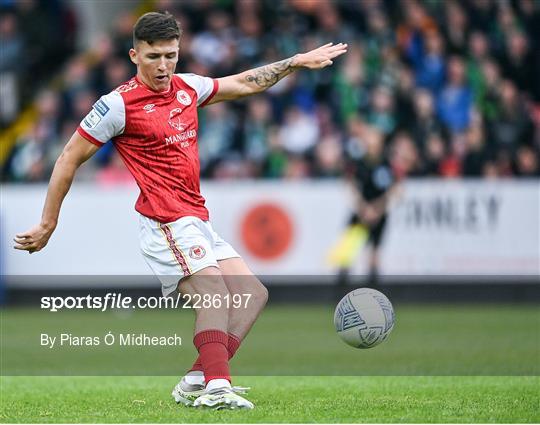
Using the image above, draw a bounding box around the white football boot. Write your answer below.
[172,376,205,406]
[172,373,250,407]
[192,386,254,410]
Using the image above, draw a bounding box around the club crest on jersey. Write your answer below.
[176,90,192,106]
[143,103,156,113]
[168,108,186,131]
[189,245,206,260]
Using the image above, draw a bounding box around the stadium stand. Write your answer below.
[1,0,539,182]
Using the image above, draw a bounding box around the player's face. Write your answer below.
[129,39,179,92]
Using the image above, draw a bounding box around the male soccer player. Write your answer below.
[14,11,347,410]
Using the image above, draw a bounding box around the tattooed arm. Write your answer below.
[207,42,348,104]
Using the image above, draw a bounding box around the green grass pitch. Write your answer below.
[1,376,538,423]
[1,304,539,422]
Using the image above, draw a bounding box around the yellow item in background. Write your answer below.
[327,224,369,268]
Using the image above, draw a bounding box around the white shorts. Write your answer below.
[139,214,240,297]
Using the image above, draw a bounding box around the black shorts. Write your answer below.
[348,213,388,248]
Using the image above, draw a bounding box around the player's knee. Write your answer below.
[251,282,268,311]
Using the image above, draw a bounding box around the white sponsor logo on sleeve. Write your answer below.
[83,109,102,129]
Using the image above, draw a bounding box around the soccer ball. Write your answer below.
[334,288,395,349]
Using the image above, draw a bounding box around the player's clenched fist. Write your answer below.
[292,42,348,69]
[13,223,55,254]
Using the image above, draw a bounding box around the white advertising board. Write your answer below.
[1,179,538,286]
[379,180,540,277]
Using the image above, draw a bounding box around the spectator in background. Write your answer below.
[61,56,93,119]
[314,2,355,47]
[377,44,402,91]
[414,30,446,94]
[17,0,76,85]
[363,8,394,83]
[89,35,117,92]
[366,85,396,136]
[423,131,447,176]
[8,89,62,174]
[517,0,540,40]
[466,0,495,33]
[443,1,469,56]
[513,145,540,177]
[437,56,473,133]
[242,97,272,174]
[0,12,23,126]
[463,122,488,176]
[467,31,491,103]
[495,149,514,177]
[0,1,75,128]
[111,11,136,62]
[516,0,540,101]
[397,0,438,65]
[8,125,46,181]
[279,105,319,156]
[410,88,444,153]
[500,30,536,98]
[487,80,534,153]
[313,132,343,177]
[262,126,288,179]
[190,10,234,73]
[234,10,264,65]
[315,103,337,139]
[7,89,62,181]
[493,4,521,50]
[390,131,422,178]
[71,90,97,122]
[198,102,238,177]
[101,58,131,93]
[477,58,502,121]
[333,44,370,123]
[394,65,416,130]
[283,154,310,180]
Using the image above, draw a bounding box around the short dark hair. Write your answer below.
[133,11,181,46]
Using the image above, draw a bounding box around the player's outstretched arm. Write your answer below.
[13,133,99,254]
[209,42,348,104]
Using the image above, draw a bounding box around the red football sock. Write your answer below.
[193,329,230,383]
[189,332,242,372]
[227,333,241,358]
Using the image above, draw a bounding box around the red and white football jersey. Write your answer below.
[77,74,218,223]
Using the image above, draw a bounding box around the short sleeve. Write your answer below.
[178,73,219,107]
[77,91,125,146]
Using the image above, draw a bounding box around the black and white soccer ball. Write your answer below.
[334,288,395,349]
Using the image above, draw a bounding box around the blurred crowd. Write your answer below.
[2,0,539,183]
[0,0,77,128]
